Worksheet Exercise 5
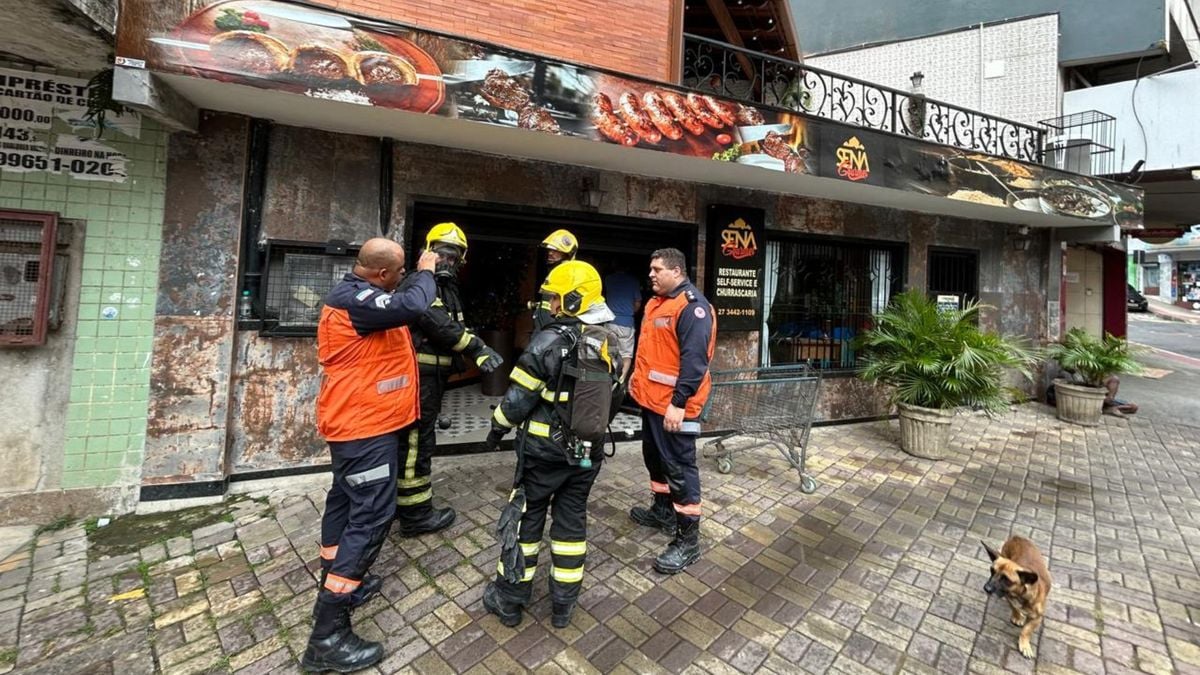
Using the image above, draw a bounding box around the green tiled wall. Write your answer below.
[0,115,168,490]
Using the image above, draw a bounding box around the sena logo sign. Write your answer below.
[720,218,758,260]
[835,136,870,182]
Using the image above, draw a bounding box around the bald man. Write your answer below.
[303,239,438,672]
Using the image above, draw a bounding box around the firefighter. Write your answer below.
[531,229,579,331]
[481,260,619,629]
[396,222,504,536]
[628,247,716,575]
[304,240,437,672]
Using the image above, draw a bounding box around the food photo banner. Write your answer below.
[116,0,1143,227]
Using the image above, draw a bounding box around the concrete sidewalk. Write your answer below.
[1147,298,1200,325]
[1,405,1198,674]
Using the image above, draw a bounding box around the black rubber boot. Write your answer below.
[300,592,384,673]
[551,602,574,629]
[396,504,456,538]
[314,569,383,617]
[653,518,701,575]
[482,582,523,627]
[629,493,675,535]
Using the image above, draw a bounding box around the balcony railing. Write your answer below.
[683,34,1045,164]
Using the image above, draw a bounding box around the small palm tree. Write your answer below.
[1045,328,1141,387]
[857,291,1038,414]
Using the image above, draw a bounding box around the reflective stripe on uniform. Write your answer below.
[492,407,514,429]
[527,421,551,437]
[673,501,702,516]
[376,375,412,393]
[509,367,545,391]
[417,353,454,366]
[540,389,569,403]
[397,475,431,489]
[551,566,584,583]
[405,429,419,480]
[324,573,361,594]
[650,480,671,494]
[497,561,536,582]
[520,542,541,556]
[346,463,390,487]
[452,332,473,352]
[319,544,338,561]
[396,488,432,506]
[648,369,678,386]
[550,540,586,556]
[432,298,445,307]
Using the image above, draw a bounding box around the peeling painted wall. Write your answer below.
[155,117,1051,477]
[143,113,248,484]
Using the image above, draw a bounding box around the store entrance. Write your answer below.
[409,201,695,449]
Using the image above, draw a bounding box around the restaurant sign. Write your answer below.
[115,0,1144,228]
[705,205,765,332]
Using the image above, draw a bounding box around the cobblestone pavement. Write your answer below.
[2,404,1198,675]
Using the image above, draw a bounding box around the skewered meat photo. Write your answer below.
[480,68,531,110]
[762,131,807,174]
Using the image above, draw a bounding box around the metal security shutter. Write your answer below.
[0,210,57,346]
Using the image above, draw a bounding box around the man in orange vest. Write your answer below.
[628,247,716,575]
[303,239,437,673]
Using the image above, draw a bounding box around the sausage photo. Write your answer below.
[661,91,706,136]
[618,93,662,144]
[686,93,724,130]
[700,95,738,127]
[593,94,640,146]
[642,91,685,140]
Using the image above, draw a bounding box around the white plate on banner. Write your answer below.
[256,5,353,29]
[736,154,786,171]
[446,60,535,83]
[736,123,792,143]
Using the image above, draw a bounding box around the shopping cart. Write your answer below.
[698,365,822,494]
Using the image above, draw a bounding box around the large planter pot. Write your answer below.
[1054,380,1106,426]
[897,403,955,459]
[479,329,515,396]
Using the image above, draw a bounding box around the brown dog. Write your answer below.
[983,536,1051,659]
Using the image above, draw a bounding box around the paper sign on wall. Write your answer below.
[51,135,129,182]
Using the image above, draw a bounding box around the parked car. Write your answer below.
[1128,284,1149,312]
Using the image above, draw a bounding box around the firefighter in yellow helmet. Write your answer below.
[394,222,504,536]
[532,229,580,331]
[482,260,621,629]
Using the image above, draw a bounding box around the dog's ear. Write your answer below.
[981,541,1000,562]
[1017,570,1039,586]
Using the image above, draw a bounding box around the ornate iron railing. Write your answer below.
[682,34,1045,164]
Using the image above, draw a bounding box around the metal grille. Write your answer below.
[1039,110,1116,177]
[764,238,902,370]
[0,212,56,346]
[260,242,358,335]
[928,249,979,308]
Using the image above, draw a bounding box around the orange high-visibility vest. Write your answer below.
[316,308,420,442]
[630,290,716,418]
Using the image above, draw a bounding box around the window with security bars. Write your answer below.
[258,240,359,336]
[761,237,904,370]
[0,211,57,347]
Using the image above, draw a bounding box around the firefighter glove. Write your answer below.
[475,346,504,374]
[483,426,508,453]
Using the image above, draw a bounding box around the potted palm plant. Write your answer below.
[1045,328,1142,426]
[857,291,1038,459]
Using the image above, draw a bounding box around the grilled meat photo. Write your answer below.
[641,91,685,141]
[592,94,639,146]
[661,91,706,136]
[762,131,806,174]
[518,104,561,134]
[481,68,531,110]
[618,93,662,143]
[686,93,724,129]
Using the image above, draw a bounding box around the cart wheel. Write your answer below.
[799,474,817,494]
[717,457,733,474]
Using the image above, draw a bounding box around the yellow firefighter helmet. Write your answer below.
[425,222,468,258]
[540,229,579,258]
[540,260,604,317]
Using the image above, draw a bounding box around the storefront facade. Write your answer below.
[1,0,1145,515]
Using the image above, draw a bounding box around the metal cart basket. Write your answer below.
[698,365,822,493]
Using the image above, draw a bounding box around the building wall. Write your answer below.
[0,65,168,521]
[794,0,1165,66]
[1063,69,1200,173]
[324,0,678,82]
[807,15,1061,128]
[149,118,1049,481]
